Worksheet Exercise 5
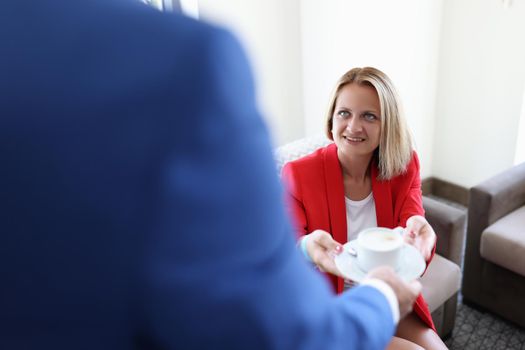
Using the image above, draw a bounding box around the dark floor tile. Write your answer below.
[446,303,525,350]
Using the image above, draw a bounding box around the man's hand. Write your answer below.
[305,230,344,277]
[403,215,436,261]
[366,266,422,319]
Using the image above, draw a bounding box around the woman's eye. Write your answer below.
[364,113,377,121]
[337,110,349,117]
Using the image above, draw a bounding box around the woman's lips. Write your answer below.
[343,135,365,143]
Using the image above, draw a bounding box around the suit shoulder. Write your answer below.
[173,17,243,55]
[108,4,247,72]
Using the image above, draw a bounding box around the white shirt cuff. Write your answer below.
[360,278,400,325]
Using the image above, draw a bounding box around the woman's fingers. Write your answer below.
[315,231,343,253]
[403,216,436,261]
[317,255,342,276]
[402,230,416,245]
[307,230,344,277]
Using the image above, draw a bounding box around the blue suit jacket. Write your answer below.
[0,1,395,349]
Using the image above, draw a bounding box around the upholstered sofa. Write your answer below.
[462,162,525,328]
[275,136,466,338]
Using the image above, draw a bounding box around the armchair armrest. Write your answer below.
[472,162,525,227]
[466,162,525,271]
[423,196,466,268]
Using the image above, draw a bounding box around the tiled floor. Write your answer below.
[445,302,525,349]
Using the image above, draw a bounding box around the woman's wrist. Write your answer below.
[299,234,313,263]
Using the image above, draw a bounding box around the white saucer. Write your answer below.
[334,240,426,283]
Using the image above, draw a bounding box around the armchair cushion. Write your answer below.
[480,205,525,277]
[420,254,461,313]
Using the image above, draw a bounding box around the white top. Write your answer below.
[345,192,377,242]
[344,192,377,291]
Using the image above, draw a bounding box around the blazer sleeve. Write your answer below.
[397,152,436,267]
[281,162,309,238]
[148,24,395,350]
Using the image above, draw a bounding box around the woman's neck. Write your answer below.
[337,149,374,182]
[338,150,375,201]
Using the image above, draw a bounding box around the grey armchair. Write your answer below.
[275,136,466,338]
[462,162,525,328]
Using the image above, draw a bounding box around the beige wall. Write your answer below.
[197,1,444,179]
[515,88,525,165]
[196,0,525,187]
[432,0,525,187]
[300,0,443,179]
[197,0,304,146]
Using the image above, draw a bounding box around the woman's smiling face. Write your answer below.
[331,83,381,158]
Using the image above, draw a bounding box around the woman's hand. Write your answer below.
[403,215,436,261]
[304,229,344,277]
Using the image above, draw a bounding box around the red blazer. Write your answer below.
[282,143,436,330]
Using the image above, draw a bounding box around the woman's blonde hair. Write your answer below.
[325,67,413,180]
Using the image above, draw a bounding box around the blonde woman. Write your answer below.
[282,67,447,349]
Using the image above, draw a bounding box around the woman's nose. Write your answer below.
[346,117,362,132]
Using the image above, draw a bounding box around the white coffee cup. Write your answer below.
[356,227,404,272]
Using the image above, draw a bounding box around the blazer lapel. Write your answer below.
[371,161,394,228]
[323,144,347,244]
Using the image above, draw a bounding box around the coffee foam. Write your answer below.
[359,230,402,251]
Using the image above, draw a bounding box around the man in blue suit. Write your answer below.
[0,1,421,349]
